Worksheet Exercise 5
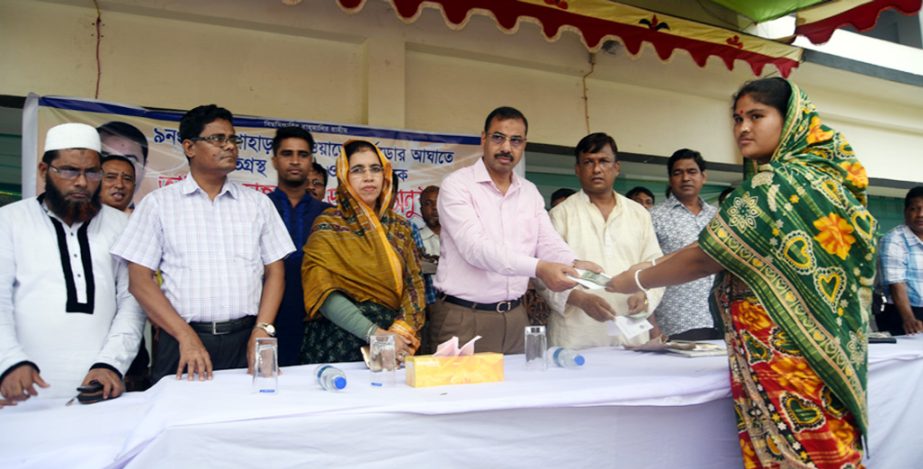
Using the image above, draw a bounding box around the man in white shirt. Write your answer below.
[111,105,294,384]
[542,133,664,348]
[0,123,144,405]
[418,185,441,258]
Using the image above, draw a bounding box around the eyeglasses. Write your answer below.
[48,165,103,182]
[488,132,526,148]
[579,159,616,169]
[190,134,243,146]
[348,164,384,176]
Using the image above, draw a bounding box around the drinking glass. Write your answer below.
[252,337,279,393]
[524,325,547,371]
[369,334,398,386]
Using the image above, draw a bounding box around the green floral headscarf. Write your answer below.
[700,80,877,437]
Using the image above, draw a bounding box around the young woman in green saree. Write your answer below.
[607,77,876,468]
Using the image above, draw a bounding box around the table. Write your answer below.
[2,337,922,468]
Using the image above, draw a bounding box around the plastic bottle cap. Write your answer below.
[333,376,347,390]
[574,355,586,366]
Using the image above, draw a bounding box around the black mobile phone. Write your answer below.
[76,380,103,394]
[75,380,110,405]
[868,336,897,344]
[76,392,106,404]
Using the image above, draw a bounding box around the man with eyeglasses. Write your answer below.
[306,161,329,201]
[266,126,330,366]
[112,105,294,384]
[429,106,593,354]
[0,123,144,405]
[539,132,665,349]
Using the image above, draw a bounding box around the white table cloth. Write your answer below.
[2,337,922,468]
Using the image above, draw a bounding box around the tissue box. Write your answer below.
[405,353,504,388]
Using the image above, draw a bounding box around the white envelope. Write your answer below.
[607,315,653,340]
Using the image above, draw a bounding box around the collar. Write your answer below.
[575,189,619,204]
[665,194,706,211]
[473,157,520,193]
[575,189,624,219]
[270,186,309,203]
[35,193,91,228]
[180,173,237,199]
[420,224,439,238]
[901,224,923,247]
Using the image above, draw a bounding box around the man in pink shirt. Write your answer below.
[430,106,585,354]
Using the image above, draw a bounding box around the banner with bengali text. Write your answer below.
[22,95,490,224]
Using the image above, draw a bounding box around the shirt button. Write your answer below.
[77,273,82,278]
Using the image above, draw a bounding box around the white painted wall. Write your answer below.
[1,0,920,187]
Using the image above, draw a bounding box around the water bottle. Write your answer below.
[548,347,586,369]
[315,365,347,391]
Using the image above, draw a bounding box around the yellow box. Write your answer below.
[405,353,504,388]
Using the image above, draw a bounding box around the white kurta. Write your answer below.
[541,191,665,349]
[419,224,441,258]
[0,198,144,398]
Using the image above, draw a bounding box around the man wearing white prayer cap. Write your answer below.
[0,122,145,405]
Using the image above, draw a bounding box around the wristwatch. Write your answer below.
[255,322,276,337]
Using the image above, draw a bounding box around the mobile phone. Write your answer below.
[868,336,897,344]
[75,380,107,405]
[76,380,103,394]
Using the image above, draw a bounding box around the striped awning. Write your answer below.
[794,0,923,44]
[337,0,804,77]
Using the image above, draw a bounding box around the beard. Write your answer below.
[44,173,102,224]
[279,172,307,187]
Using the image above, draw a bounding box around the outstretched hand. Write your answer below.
[536,260,579,292]
[573,259,604,274]
[606,264,645,294]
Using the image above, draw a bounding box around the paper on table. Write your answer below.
[569,269,612,290]
[625,339,727,358]
[607,315,653,340]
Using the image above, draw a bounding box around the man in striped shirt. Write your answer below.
[877,186,923,335]
[112,105,294,383]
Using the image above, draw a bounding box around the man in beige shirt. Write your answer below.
[541,133,664,348]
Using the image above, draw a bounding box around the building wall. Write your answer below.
[1,0,921,190]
